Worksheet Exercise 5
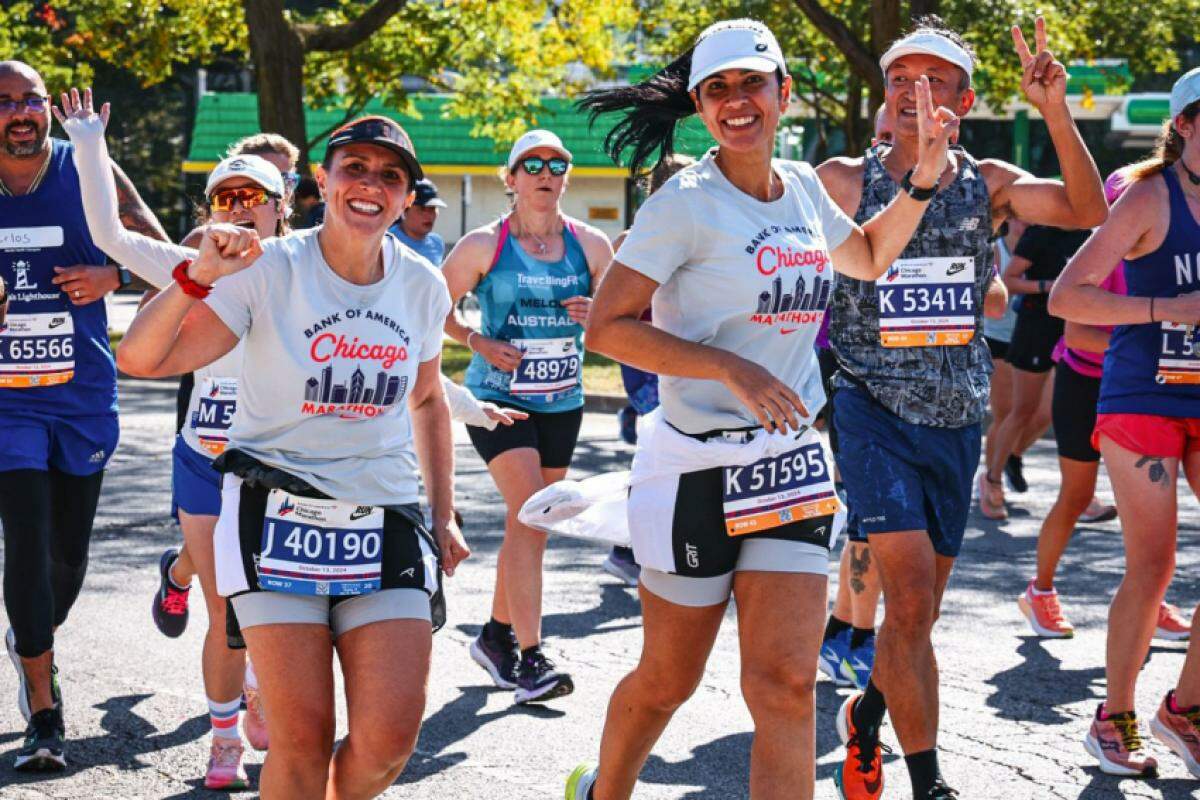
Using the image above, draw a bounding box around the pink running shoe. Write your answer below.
[204,737,248,790]
[1084,704,1158,777]
[242,685,268,752]
[1155,602,1192,642]
[1017,581,1075,639]
[1152,691,1200,778]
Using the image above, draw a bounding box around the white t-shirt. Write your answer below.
[205,228,451,505]
[616,151,854,434]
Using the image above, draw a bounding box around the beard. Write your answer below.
[4,119,48,157]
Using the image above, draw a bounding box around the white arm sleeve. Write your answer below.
[441,375,498,430]
[63,116,192,289]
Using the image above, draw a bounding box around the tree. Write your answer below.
[0,0,638,168]
[639,0,1200,156]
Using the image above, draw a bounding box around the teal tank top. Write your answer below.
[464,215,591,412]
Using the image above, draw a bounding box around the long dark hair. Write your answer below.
[578,50,697,176]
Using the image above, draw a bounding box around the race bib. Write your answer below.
[0,312,75,387]
[510,337,581,400]
[1156,323,1200,384]
[192,377,238,456]
[722,438,841,540]
[258,490,384,597]
[876,257,976,347]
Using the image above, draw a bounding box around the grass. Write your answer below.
[441,341,623,395]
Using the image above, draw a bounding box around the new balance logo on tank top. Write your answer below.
[204,229,451,506]
[829,145,994,428]
[1100,167,1200,417]
[0,139,113,417]
[616,150,854,435]
[464,216,591,412]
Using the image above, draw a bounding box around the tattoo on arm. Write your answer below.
[111,162,170,242]
[1135,456,1171,488]
[849,545,870,595]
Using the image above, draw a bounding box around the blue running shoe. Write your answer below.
[840,637,875,691]
[818,629,853,687]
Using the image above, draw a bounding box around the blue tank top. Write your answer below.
[1099,167,1200,417]
[0,139,114,418]
[464,216,591,412]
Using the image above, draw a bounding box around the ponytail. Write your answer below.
[1126,99,1200,183]
[578,50,697,176]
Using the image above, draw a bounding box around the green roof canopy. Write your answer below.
[186,92,717,174]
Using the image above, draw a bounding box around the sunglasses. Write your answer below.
[209,187,277,212]
[518,156,569,176]
[0,96,48,114]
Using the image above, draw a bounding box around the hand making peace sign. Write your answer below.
[911,74,960,189]
[1012,16,1069,110]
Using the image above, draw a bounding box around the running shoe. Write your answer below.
[1017,581,1074,638]
[1004,454,1028,493]
[976,471,1007,520]
[151,548,190,638]
[834,693,885,799]
[602,546,640,587]
[1155,602,1192,642]
[1083,704,1158,776]
[565,763,597,799]
[819,628,853,687]
[204,737,249,790]
[925,782,960,799]
[618,405,638,445]
[13,706,66,772]
[515,647,574,704]
[242,683,269,751]
[840,637,876,691]
[1151,690,1200,778]
[469,629,520,690]
[1079,497,1118,524]
[6,627,30,722]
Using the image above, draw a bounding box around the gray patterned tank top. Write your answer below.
[829,145,994,428]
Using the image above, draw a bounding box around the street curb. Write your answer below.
[585,392,626,413]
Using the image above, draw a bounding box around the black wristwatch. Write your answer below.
[116,266,132,289]
[901,169,937,201]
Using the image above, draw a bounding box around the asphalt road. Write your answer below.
[1,378,1199,799]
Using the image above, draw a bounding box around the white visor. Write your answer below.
[205,154,285,198]
[687,20,787,92]
[879,32,974,80]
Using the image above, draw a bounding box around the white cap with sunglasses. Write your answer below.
[687,19,788,91]
[205,154,285,199]
[507,130,572,171]
[1170,67,1200,121]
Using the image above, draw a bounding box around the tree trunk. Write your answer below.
[242,0,309,169]
[909,0,941,19]
[843,74,867,155]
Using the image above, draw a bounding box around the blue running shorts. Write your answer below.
[833,385,980,558]
[171,435,222,518]
[0,412,118,476]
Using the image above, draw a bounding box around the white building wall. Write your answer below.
[421,173,629,247]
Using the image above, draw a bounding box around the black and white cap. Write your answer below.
[687,19,787,92]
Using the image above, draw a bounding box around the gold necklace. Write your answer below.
[514,213,560,255]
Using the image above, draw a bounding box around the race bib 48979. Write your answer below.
[876,257,976,348]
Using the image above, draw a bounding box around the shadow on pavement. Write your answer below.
[985,637,1105,725]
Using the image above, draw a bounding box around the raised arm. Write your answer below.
[54,88,186,289]
[987,18,1106,229]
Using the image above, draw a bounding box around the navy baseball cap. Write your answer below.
[326,116,424,181]
[412,179,447,208]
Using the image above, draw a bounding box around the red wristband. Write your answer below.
[172,259,211,299]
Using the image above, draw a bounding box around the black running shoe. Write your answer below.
[515,647,574,704]
[926,781,959,799]
[151,548,190,638]
[1004,454,1028,494]
[14,707,66,771]
[469,629,519,690]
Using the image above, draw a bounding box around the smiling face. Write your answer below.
[885,54,974,140]
[691,69,789,158]
[208,176,282,239]
[318,143,414,237]
[0,66,49,158]
[505,145,569,211]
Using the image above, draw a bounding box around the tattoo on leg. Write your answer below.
[1135,456,1171,488]
[849,546,870,595]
